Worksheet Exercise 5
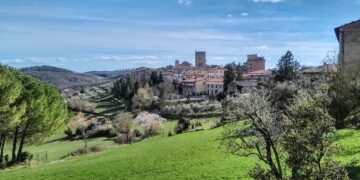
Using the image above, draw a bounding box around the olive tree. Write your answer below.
[221,90,284,179]
[222,87,349,179]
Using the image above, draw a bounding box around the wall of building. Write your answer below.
[343,29,360,66]
[247,59,265,72]
[195,80,206,95]
[206,83,223,96]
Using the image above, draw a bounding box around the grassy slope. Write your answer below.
[0,127,255,180]
[1,125,359,180]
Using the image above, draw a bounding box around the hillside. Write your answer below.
[0,126,359,179]
[85,70,132,80]
[20,66,110,90]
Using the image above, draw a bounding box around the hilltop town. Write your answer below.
[131,52,271,98]
[1,1,360,178]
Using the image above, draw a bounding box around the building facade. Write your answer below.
[181,78,206,96]
[335,20,360,66]
[206,68,224,78]
[246,54,265,73]
[205,78,224,96]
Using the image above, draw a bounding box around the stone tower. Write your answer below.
[246,54,265,72]
[175,60,180,67]
[195,51,206,68]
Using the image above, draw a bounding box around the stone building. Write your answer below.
[206,68,224,78]
[181,78,206,96]
[335,19,360,66]
[246,54,265,72]
[195,51,207,68]
[205,78,224,96]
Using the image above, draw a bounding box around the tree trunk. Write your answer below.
[265,136,282,180]
[83,131,87,148]
[0,133,6,163]
[11,126,19,162]
[17,121,30,161]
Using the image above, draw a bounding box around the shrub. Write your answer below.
[67,98,97,113]
[17,151,33,162]
[114,134,128,144]
[113,113,133,143]
[61,145,106,159]
[134,112,166,137]
[133,129,142,137]
[64,127,73,138]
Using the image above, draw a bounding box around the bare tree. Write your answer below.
[73,112,89,148]
[221,90,284,179]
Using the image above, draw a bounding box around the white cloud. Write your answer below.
[256,45,269,50]
[252,0,284,3]
[177,0,192,5]
[227,14,232,18]
[241,12,249,16]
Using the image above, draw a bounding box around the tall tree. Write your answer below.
[274,51,300,82]
[0,65,69,164]
[223,62,237,92]
[0,66,24,163]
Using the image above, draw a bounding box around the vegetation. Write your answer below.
[131,84,156,111]
[21,66,109,90]
[329,64,360,129]
[223,62,246,92]
[274,51,300,82]
[113,113,134,143]
[134,112,166,137]
[73,112,90,148]
[0,123,359,179]
[0,65,70,167]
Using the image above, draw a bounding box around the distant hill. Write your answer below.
[20,66,110,90]
[85,69,132,80]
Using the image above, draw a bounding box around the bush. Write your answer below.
[143,121,162,137]
[160,101,222,117]
[134,111,166,137]
[17,151,33,162]
[64,127,73,138]
[114,134,128,144]
[133,129,142,137]
[67,98,97,113]
[61,145,106,159]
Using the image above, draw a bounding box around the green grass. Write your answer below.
[26,137,117,162]
[1,123,359,179]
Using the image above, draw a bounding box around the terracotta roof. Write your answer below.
[182,78,205,83]
[302,64,338,74]
[206,78,224,83]
[244,70,272,76]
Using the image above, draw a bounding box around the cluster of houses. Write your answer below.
[131,51,271,97]
[128,19,360,98]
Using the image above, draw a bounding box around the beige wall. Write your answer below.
[343,29,360,66]
[195,80,206,94]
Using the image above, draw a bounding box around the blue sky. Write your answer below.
[0,0,359,72]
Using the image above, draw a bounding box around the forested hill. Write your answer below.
[20,66,110,90]
[85,69,132,79]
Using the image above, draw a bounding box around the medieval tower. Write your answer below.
[195,51,206,68]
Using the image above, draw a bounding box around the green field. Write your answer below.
[1,122,359,179]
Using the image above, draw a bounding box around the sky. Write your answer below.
[0,0,359,72]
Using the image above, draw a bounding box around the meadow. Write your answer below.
[0,120,359,180]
